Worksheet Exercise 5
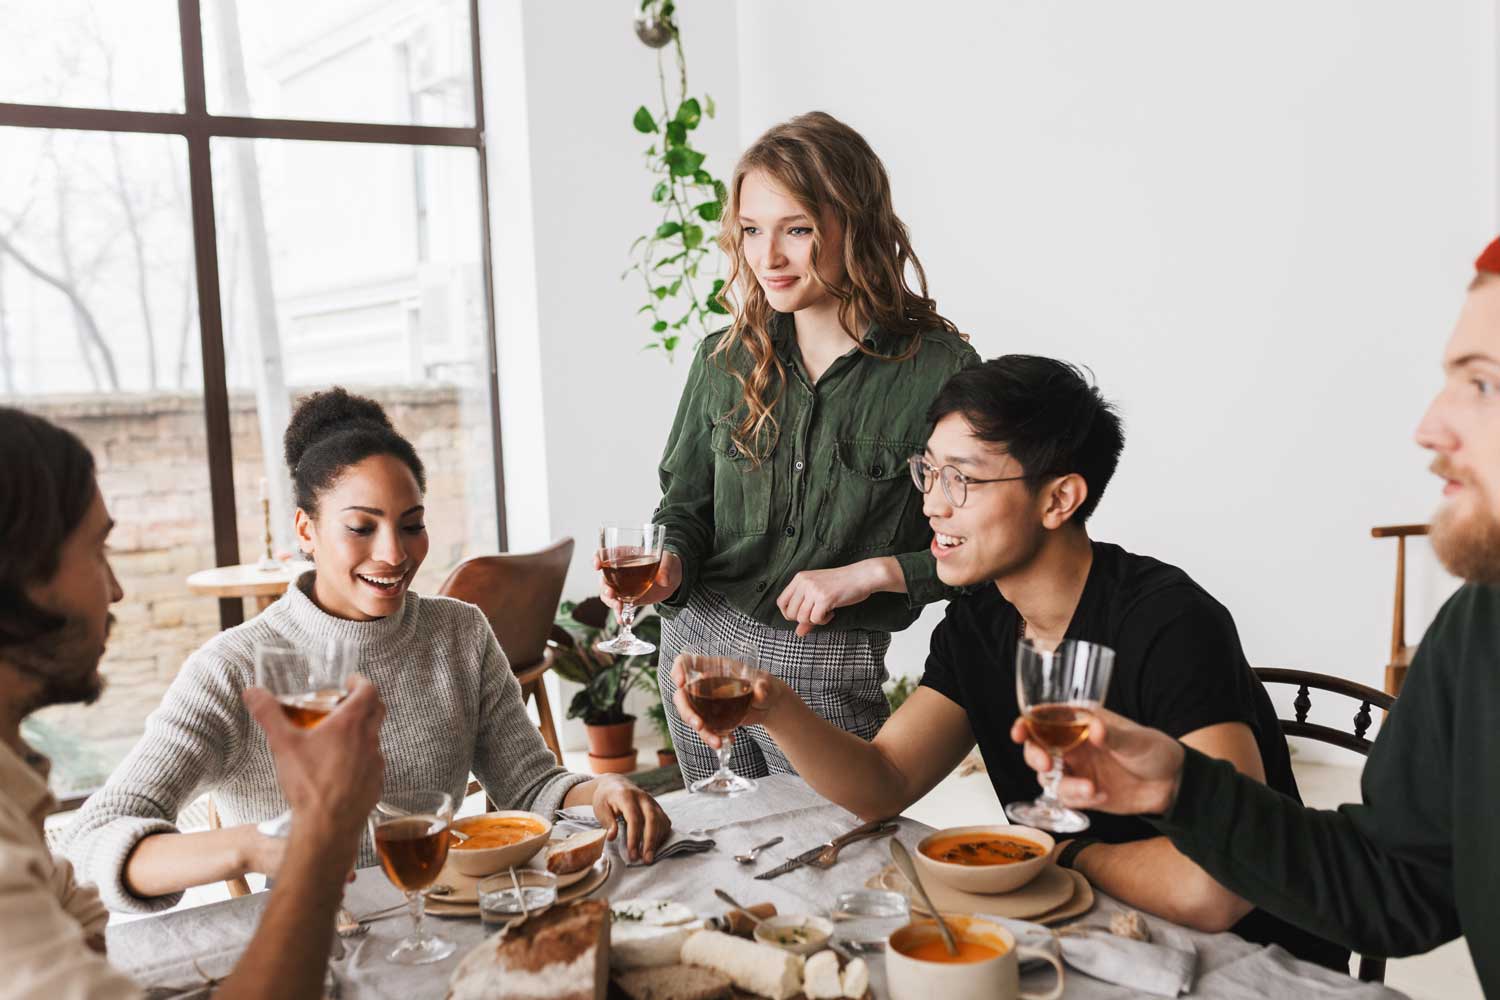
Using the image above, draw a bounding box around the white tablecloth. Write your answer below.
[108,775,1405,999]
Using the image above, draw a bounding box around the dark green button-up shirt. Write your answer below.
[653,317,979,633]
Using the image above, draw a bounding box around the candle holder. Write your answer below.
[256,494,279,571]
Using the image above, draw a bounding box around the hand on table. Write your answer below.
[597,550,683,612]
[1010,705,1186,815]
[776,557,899,637]
[591,774,672,863]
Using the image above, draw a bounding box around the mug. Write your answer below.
[885,914,1064,1000]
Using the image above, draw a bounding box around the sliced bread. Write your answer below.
[547,828,608,874]
[614,964,732,1000]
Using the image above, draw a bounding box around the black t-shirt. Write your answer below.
[920,541,1348,971]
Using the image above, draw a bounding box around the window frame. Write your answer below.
[0,0,509,636]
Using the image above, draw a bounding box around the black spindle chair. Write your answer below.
[1254,667,1397,983]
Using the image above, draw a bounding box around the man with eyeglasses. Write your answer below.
[671,354,1345,970]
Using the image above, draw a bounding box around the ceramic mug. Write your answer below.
[885,914,1064,1000]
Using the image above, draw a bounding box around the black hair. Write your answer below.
[283,387,426,515]
[0,408,97,646]
[926,355,1124,525]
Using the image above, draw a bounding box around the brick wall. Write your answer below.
[13,386,495,792]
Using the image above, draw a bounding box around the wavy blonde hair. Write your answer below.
[712,111,960,461]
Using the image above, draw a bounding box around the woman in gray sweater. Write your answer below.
[63,388,670,914]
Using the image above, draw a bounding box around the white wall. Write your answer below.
[489,1,1497,750]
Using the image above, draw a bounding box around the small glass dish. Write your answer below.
[477,870,558,932]
[830,889,910,952]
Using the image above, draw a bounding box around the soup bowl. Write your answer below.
[445,810,552,877]
[914,824,1055,895]
[886,915,1062,1000]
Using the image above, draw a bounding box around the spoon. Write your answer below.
[889,839,958,957]
[735,836,783,864]
[714,888,767,927]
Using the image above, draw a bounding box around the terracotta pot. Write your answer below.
[656,749,678,769]
[585,717,636,758]
[588,751,639,774]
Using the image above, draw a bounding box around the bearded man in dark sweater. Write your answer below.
[1013,238,1500,994]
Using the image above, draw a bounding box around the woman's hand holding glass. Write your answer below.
[597,549,683,613]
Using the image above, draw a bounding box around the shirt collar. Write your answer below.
[770,312,898,361]
[0,738,57,830]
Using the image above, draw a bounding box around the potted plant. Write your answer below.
[549,597,661,774]
[646,699,676,768]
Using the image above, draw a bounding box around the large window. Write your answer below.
[0,0,504,801]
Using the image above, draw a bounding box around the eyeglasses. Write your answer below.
[908,454,1028,508]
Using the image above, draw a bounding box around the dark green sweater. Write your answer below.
[1157,583,1497,990]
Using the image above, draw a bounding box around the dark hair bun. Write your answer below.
[283,387,393,473]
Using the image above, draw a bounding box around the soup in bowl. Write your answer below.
[446,810,552,877]
[886,915,1062,1000]
[914,824,1055,895]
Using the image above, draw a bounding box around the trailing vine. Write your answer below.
[627,0,728,359]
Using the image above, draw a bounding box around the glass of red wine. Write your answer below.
[681,640,761,797]
[1005,637,1115,833]
[597,521,666,655]
[253,638,355,838]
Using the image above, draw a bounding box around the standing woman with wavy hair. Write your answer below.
[600,111,978,783]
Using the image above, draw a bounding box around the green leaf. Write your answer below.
[686,261,698,278]
[682,224,704,250]
[664,147,706,177]
[665,120,687,147]
[637,303,654,315]
[663,335,680,352]
[708,279,729,314]
[714,180,727,203]
[675,97,702,129]
[633,106,657,133]
[652,181,669,203]
[653,251,686,269]
[695,200,721,222]
[668,279,682,296]
[652,320,668,333]
[693,169,713,185]
[653,285,671,300]
[655,221,682,238]
[705,94,716,118]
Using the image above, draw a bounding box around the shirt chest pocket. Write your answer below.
[711,420,773,538]
[815,438,923,555]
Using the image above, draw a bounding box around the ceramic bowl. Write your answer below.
[446,810,553,877]
[886,915,1063,1000]
[913,824,1055,895]
[753,914,836,955]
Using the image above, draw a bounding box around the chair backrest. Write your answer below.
[1254,667,1395,757]
[437,538,575,670]
[1255,666,1397,983]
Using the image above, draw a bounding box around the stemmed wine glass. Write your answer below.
[1005,637,1116,834]
[369,790,456,965]
[253,638,355,837]
[681,640,761,797]
[597,522,666,655]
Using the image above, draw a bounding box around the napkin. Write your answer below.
[554,807,714,867]
[986,913,1198,998]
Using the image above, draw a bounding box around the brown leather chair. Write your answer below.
[1255,666,1396,983]
[1370,524,1429,697]
[438,538,574,773]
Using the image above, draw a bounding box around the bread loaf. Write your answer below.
[614,964,732,1000]
[679,930,803,1000]
[448,899,610,1000]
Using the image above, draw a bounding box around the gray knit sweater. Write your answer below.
[62,570,588,914]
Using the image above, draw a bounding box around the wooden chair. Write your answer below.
[1254,666,1397,982]
[1371,524,1429,697]
[439,539,574,803]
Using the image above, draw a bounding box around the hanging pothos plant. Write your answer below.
[627,0,729,359]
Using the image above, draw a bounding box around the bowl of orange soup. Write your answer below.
[445,810,552,877]
[886,915,1063,1000]
[914,824,1055,895]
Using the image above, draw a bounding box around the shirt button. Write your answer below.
[870,464,883,477]
[784,525,796,537]
[727,446,738,458]
[795,460,805,472]
[756,581,767,592]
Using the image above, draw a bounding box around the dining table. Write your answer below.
[108,774,1406,999]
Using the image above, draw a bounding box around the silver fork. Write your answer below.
[803,821,899,869]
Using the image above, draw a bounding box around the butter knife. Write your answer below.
[754,817,896,880]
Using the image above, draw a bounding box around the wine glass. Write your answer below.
[1005,638,1116,834]
[369,790,456,965]
[253,638,355,837]
[597,521,666,655]
[681,640,761,797]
